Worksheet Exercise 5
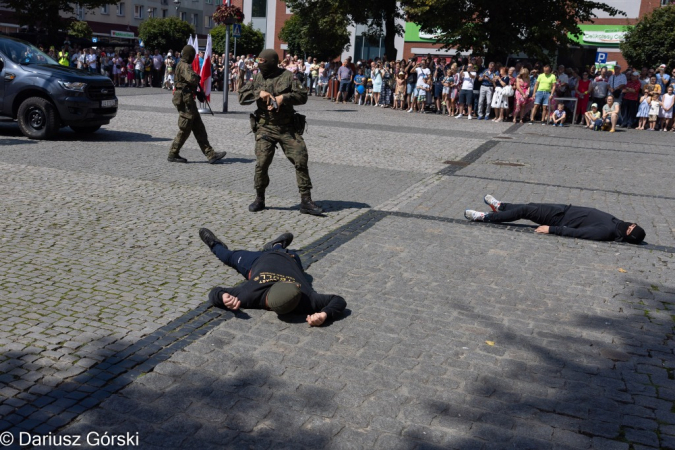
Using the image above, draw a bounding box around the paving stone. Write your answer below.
[3,91,675,447]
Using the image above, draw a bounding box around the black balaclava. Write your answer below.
[182,45,196,64]
[258,49,279,78]
[618,222,646,245]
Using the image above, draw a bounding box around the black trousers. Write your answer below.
[484,203,566,226]
[620,99,638,127]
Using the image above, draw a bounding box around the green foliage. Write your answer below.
[0,0,117,40]
[211,23,264,56]
[68,21,92,40]
[278,15,304,57]
[283,0,399,60]
[404,0,625,62]
[279,2,351,60]
[138,17,195,52]
[621,5,675,70]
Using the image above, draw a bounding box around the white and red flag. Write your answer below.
[199,34,212,102]
[191,36,200,74]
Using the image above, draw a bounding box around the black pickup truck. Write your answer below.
[0,35,117,139]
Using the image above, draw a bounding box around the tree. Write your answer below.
[68,21,92,40]
[138,17,195,52]
[278,15,304,57]
[279,3,351,60]
[621,5,675,70]
[211,23,265,56]
[404,0,625,63]
[0,0,117,41]
[283,0,400,61]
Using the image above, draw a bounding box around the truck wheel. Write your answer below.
[70,125,101,134]
[17,97,59,140]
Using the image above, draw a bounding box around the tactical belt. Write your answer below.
[255,113,293,127]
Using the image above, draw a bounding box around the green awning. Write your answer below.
[404,22,438,43]
[567,24,632,47]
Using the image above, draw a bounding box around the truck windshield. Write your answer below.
[0,39,58,65]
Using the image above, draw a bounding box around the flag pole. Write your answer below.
[222,0,231,113]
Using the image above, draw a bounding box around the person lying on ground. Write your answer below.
[464,195,646,244]
[200,229,347,326]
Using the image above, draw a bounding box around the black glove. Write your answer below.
[196,91,205,102]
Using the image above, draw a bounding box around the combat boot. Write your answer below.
[300,194,323,216]
[208,151,227,164]
[249,193,265,212]
[168,155,188,163]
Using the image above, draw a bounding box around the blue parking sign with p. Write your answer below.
[233,24,241,38]
[595,52,608,64]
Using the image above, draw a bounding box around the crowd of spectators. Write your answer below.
[290,54,675,133]
[45,42,675,132]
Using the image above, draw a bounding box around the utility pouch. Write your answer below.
[293,113,307,135]
[249,113,259,134]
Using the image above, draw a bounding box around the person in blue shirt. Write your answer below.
[354,68,366,105]
[656,64,671,94]
[477,62,496,120]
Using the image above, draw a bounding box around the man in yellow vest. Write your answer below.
[58,46,70,67]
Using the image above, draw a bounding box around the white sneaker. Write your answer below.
[408,108,413,113]
[455,113,462,119]
[484,194,501,212]
[464,210,486,221]
[468,115,473,120]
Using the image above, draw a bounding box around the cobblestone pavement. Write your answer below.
[1,88,674,449]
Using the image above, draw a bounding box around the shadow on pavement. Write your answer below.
[267,200,370,214]
[0,138,37,146]
[56,129,171,143]
[187,158,254,165]
[414,278,675,449]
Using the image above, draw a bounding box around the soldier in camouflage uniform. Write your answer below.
[238,49,322,215]
[168,45,227,164]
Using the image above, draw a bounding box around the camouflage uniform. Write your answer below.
[168,45,225,163]
[239,49,322,215]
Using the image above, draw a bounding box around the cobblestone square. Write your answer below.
[1,89,674,449]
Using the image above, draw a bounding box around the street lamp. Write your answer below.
[174,0,181,17]
[147,7,153,18]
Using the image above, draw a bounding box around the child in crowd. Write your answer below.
[659,84,674,132]
[126,57,135,88]
[417,75,430,113]
[164,65,174,90]
[648,92,661,131]
[364,78,374,106]
[354,68,365,105]
[441,68,453,114]
[550,102,566,126]
[119,61,127,87]
[636,91,651,130]
[394,72,406,110]
[584,103,601,129]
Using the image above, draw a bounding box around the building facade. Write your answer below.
[0,0,670,61]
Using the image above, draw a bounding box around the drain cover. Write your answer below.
[443,160,469,166]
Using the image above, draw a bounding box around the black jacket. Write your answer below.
[549,205,624,241]
[209,251,346,319]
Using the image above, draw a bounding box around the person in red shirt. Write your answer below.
[575,71,592,124]
[621,71,642,128]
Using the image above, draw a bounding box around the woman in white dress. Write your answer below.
[659,84,674,131]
